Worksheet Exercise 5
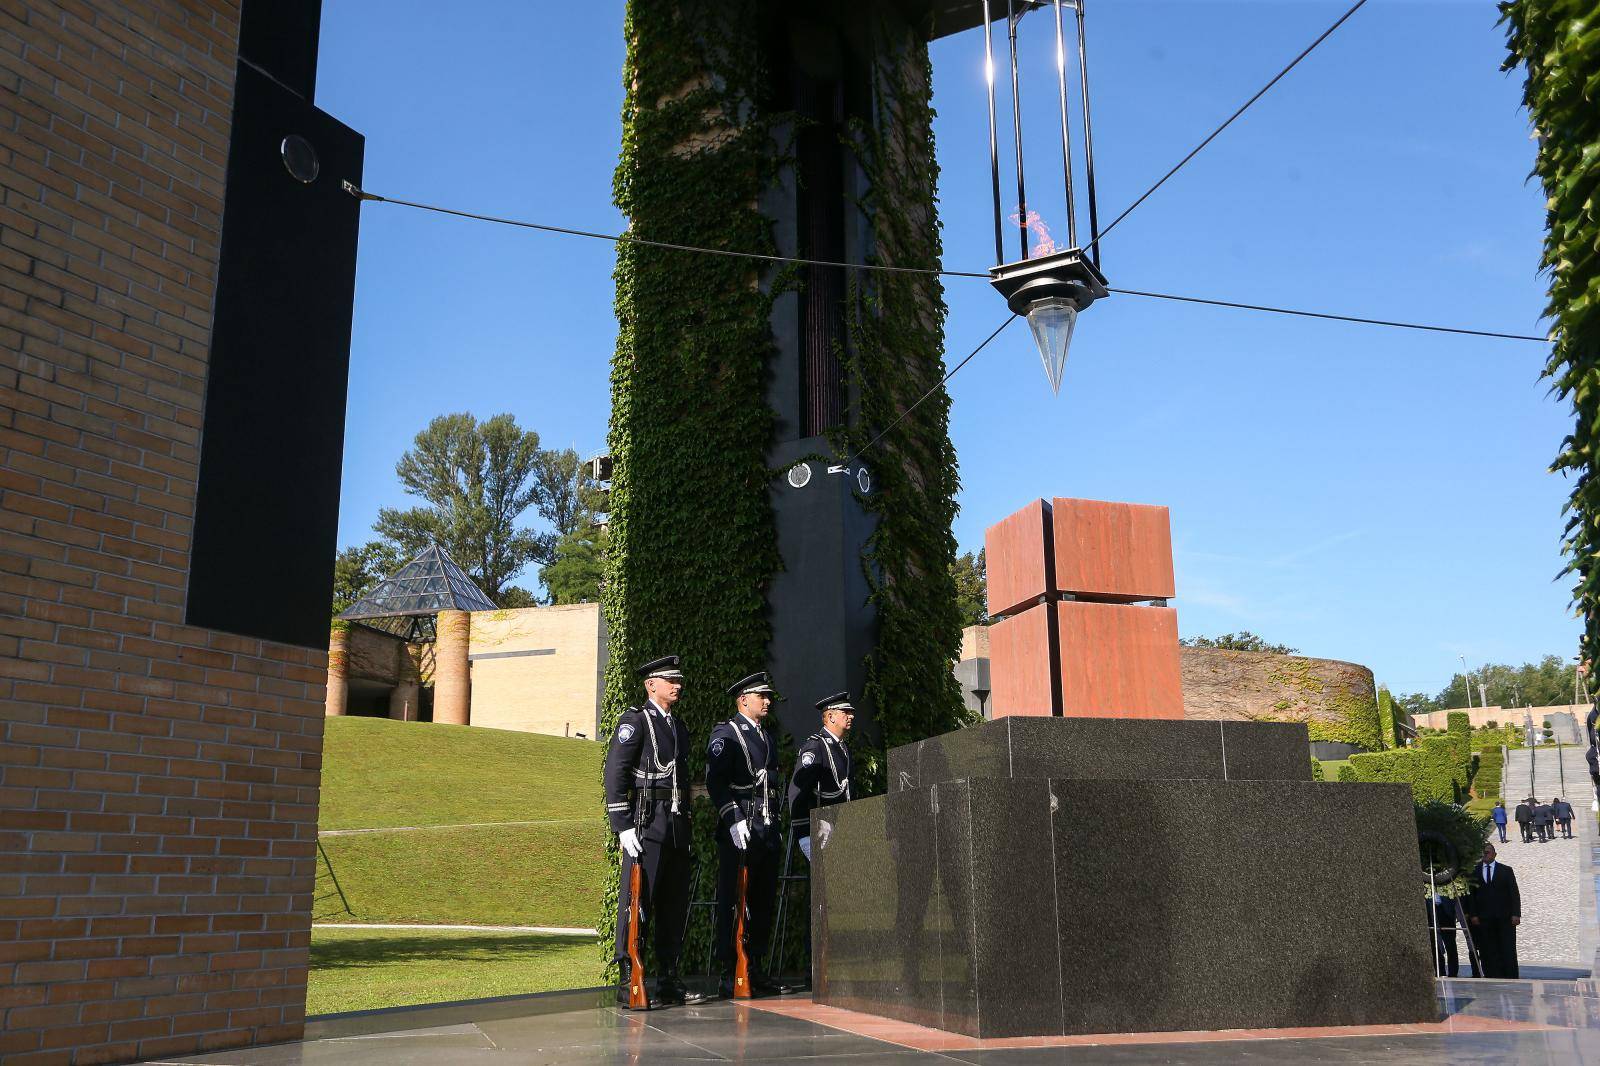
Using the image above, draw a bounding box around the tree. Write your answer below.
[372,413,550,604]
[331,540,404,616]
[1396,691,1444,719]
[543,519,607,605]
[950,549,987,627]
[532,447,603,541]
[1430,656,1579,710]
[1179,631,1299,655]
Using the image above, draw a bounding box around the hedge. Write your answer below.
[1447,711,1472,777]
[1349,735,1462,804]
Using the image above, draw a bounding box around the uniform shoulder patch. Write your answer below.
[618,723,636,743]
[800,751,815,767]
[711,738,725,757]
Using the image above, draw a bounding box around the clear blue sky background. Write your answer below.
[317,0,1574,699]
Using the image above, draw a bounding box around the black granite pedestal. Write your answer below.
[810,718,1438,1038]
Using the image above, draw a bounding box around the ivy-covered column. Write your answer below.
[599,0,970,970]
[599,0,784,971]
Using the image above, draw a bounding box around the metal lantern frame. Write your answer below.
[980,0,1109,390]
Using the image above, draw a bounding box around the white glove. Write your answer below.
[619,827,643,858]
[729,819,750,850]
[817,821,832,848]
[798,836,812,861]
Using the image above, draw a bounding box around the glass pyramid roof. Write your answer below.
[339,545,498,641]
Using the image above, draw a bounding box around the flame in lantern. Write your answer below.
[1008,208,1058,258]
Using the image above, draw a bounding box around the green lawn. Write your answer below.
[307,927,604,1016]
[318,716,603,830]
[312,716,613,1010]
[315,821,609,927]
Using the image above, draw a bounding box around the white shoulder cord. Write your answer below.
[642,708,680,814]
[728,718,770,825]
[815,732,849,801]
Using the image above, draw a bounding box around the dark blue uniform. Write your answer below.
[605,701,693,969]
[705,713,782,971]
[788,729,852,850]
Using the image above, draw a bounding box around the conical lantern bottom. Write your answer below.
[1026,297,1078,395]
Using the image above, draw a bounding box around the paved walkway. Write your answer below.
[130,982,1600,1065]
[1495,744,1594,967]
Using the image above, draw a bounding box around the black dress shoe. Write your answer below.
[750,971,783,997]
[656,975,707,1006]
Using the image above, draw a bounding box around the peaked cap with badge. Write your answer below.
[726,671,783,700]
[637,654,685,681]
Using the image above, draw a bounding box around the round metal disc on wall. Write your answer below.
[786,462,812,489]
[280,135,320,183]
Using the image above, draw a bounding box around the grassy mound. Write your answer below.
[318,716,603,830]
[315,717,607,927]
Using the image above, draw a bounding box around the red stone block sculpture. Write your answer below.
[984,498,1052,620]
[988,605,1056,718]
[1057,600,1184,718]
[1051,498,1174,602]
[985,496,1185,719]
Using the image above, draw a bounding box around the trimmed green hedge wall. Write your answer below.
[1447,711,1472,777]
[1349,735,1462,804]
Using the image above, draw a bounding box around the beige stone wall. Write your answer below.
[1179,646,1374,728]
[960,624,990,662]
[1413,704,1587,732]
[468,604,606,738]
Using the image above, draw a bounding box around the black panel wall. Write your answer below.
[186,47,363,649]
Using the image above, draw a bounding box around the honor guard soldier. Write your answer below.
[788,692,855,861]
[706,672,785,998]
[605,655,702,1007]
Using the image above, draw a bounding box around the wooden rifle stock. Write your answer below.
[626,859,649,1009]
[733,855,751,998]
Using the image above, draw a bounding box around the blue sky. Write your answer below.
[317,1,1574,698]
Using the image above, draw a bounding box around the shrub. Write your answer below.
[1337,764,1358,782]
[1415,800,1492,898]
[1447,711,1472,776]
[1350,736,1461,804]
[1310,758,1324,781]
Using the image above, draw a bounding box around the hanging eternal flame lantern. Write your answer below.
[979,0,1107,394]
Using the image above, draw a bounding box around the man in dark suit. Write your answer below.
[1553,796,1574,839]
[1514,798,1533,843]
[1464,842,1521,978]
[1533,799,1554,843]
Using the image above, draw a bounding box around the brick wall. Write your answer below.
[1,3,330,1064]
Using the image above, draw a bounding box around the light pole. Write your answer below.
[1459,655,1473,710]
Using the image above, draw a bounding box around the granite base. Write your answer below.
[813,723,1436,1038]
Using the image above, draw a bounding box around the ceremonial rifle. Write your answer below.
[626,860,650,1009]
[733,848,752,998]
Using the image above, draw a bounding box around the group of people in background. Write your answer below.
[603,656,855,1009]
[1493,797,1576,843]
